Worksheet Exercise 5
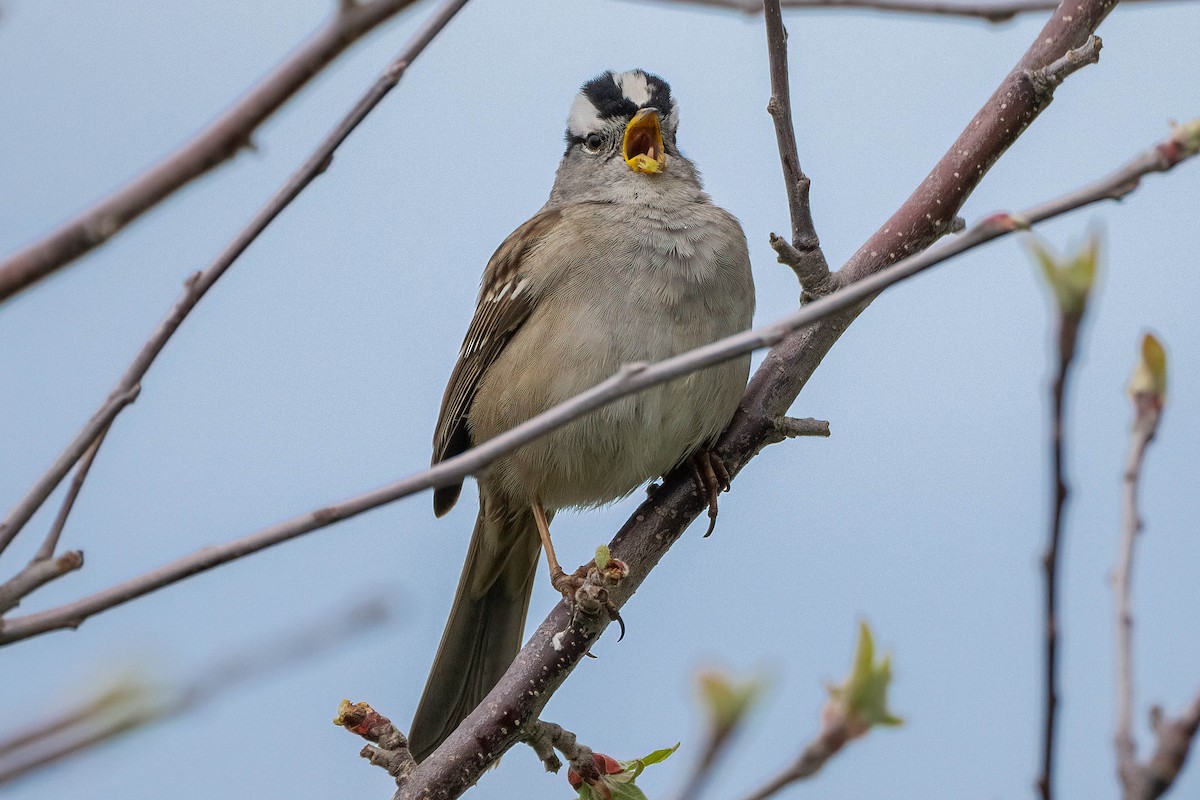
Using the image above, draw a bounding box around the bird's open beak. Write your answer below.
[623,108,666,174]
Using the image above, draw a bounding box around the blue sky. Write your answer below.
[2,1,1199,798]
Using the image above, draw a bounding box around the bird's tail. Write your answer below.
[409,494,542,761]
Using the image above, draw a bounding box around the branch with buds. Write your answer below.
[738,622,900,800]
[1111,335,1200,800]
[1032,234,1100,800]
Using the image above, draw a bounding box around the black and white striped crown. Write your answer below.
[566,70,676,139]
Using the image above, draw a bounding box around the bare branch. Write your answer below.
[0,598,389,787]
[0,0,423,302]
[2,120,1192,648]
[1035,34,1103,89]
[0,552,83,616]
[762,0,832,297]
[675,670,763,800]
[0,386,139,557]
[36,432,106,562]
[772,416,831,439]
[738,719,853,800]
[520,720,598,783]
[0,0,468,564]
[1115,353,1162,793]
[652,0,1193,23]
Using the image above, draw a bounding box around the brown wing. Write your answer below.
[431,207,563,516]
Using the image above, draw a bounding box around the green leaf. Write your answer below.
[594,545,611,572]
[636,742,680,768]
[1170,118,1200,159]
[1030,234,1099,316]
[1129,332,1168,400]
[616,741,679,782]
[697,670,764,733]
[828,621,902,733]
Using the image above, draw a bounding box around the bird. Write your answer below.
[409,69,756,761]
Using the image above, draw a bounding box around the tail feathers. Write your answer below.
[409,502,541,762]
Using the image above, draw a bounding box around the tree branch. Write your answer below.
[0,597,390,787]
[0,552,83,616]
[1115,354,1160,794]
[1141,695,1200,799]
[1110,336,1200,799]
[1036,237,1097,800]
[738,719,853,800]
[762,0,833,297]
[0,386,139,558]
[520,720,599,783]
[335,701,417,783]
[2,118,1193,648]
[35,431,107,563]
[654,0,1192,22]
[0,0,468,565]
[0,0,425,303]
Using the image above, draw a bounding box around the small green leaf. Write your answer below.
[617,741,679,782]
[1129,332,1168,401]
[697,670,763,733]
[828,621,902,735]
[594,545,611,572]
[636,742,679,768]
[1170,118,1200,159]
[574,744,677,799]
[1030,234,1099,316]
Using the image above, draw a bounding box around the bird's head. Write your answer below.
[549,70,702,204]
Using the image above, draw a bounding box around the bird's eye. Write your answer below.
[583,133,604,152]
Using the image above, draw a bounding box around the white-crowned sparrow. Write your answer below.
[410,69,755,759]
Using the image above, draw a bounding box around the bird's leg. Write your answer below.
[532,500,586,603]
[689,449,731,538]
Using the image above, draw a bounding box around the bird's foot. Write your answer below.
[551,563,590,605]
[554,555,629,641]
[689,449,731,538]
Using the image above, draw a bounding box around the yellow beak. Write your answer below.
[623,108,666,174]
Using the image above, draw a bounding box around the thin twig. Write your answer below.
[0,552,83,616]
[521,720,599,784]
[0,0,423,302]
[335,700,416,783]
[1115,384,1159,793]
[762,0,832,296]
[1110,337,1200,800]
[2,123,1192,648]
[36,430,107,562]
[1034,35,1103,91]
[674,718,740,800]
[0,0,467,564]
[0,425,109,615]
[0,386,139,558]
[1038,285,1088,800]
[773,416,831,439]
[738,720,852,800]
[0,597,390,787]
[652,0,1192,22]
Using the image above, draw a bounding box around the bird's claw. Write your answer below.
[690,449,731,538]
[556,558,629,641]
